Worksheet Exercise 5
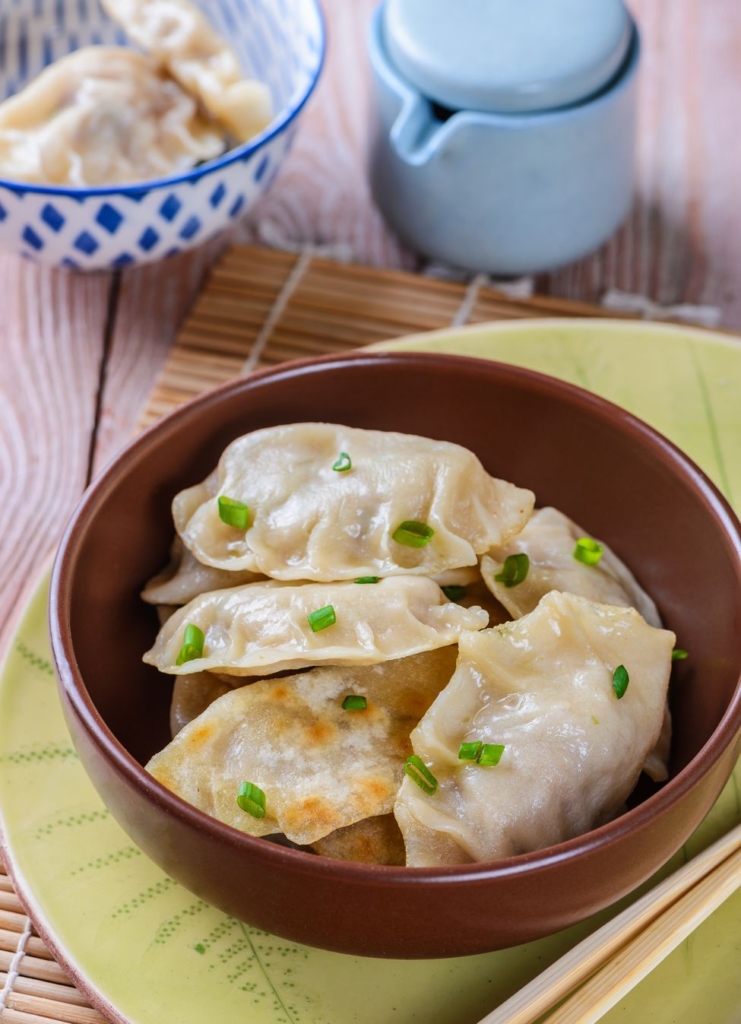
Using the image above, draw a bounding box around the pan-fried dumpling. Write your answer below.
[394,592,675,867]
[0,47,224,185]
[481,507,661,626]
[310,815,406,866]
[101,0,273,142]
[173,423,535,580]
[169,671,239,736]
[147,648,458,846]
[144,576,488,676]
[142,537,263,606]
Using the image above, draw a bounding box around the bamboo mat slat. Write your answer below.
[1,244,688,1022]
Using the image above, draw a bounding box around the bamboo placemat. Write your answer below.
[0,245,651,1023]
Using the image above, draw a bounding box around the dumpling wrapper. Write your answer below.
[432,567,511,627]
[144,576,488,676]
[0,47,224,185]
[481,506,669,780]
[394,592,675,867]
[142,537,263,606]
[168,671,239,736]
[310,815,405,866]
[101,0,273,142]
[481,507,661,627]
[173,423,535,580]
[147,648,457,846]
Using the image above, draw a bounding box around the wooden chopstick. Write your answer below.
[477,821,741,1024]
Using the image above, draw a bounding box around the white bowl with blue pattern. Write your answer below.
[0,0,325,270]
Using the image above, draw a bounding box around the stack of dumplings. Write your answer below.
[143,422,676,867]
[0,0,272,186]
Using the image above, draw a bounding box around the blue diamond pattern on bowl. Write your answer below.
[138,227,160,252]
[0,0,324,270]
[229,195,246,218]
[74,231,100,256]
[41,203,65,232]
[159,194,182,223]
[209,182,227,208]
[165,247,181,259]
[96,203,124,235]
[179,215,201,241]
[22,225,44,251]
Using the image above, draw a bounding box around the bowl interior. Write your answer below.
[0,0,323,116]
[62,354,741,816]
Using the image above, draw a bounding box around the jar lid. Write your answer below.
[382,0,634,114]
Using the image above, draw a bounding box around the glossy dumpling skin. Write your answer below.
[394,592,675,867]
[143,576,488,676]
[141,537,264,606]
[173,423,535,580]
[147,647,457,846]
[101,0,273,142]
[0,47,224,185]
[481,507,661,627]
[168,671,238,736]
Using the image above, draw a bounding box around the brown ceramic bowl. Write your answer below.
[50,351,741,959]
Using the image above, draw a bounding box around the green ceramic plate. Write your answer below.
[2,319,741,1024]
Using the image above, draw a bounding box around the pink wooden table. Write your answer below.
[1,0,740,644]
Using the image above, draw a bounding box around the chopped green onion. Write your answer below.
[478,743,505,767]
[574,537,604,566]
[592,715,600,725]
[218,495,250,529]
[332,452,352,472]
[176,623,205,665]
[355,576,380,584]
[307,605,336,632]
[458,741,483,761]
[342,694,367,711]
[237,781,267,819]
[612,664,630,699]
[442,585,467,602]
[392,520,435,548]
[494,553,530,588]
[404,754,438,795]
[672,648,689,661]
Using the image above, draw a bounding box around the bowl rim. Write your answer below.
[0,0,326,198]
[50,349,741,883]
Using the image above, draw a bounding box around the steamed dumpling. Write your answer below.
[143,576,489,676]
[481,507,661,626]
[147,648,457,846]
[0,47,224,185]
[101,0,273,142]
[142,537,264,606]
[173,423,535,580]
[394,592,675,867]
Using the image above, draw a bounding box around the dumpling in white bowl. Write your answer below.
[173,423,535,581]
[143,576,488,676]
[0,47,224,186]
[394,592,675,867]
[101,0,273,142]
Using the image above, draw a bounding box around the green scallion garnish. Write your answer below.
[442,585,467,602]
[612,664,630,699]
[307,605,336,632]
[494,553,530,588]
[218,495,250,529]
[574,537,604,566]
[392,520,435,548]
[237,781,267,819]
[175,623,205,666]
[458,741,483,761]
[672,648,689,661]
[342,694,367,711]
[404,754,438,795]
[355,576,380,584]
[478,743,505,766]
[332,452,352,472]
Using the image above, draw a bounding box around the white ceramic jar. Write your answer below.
[369,0,640,275]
